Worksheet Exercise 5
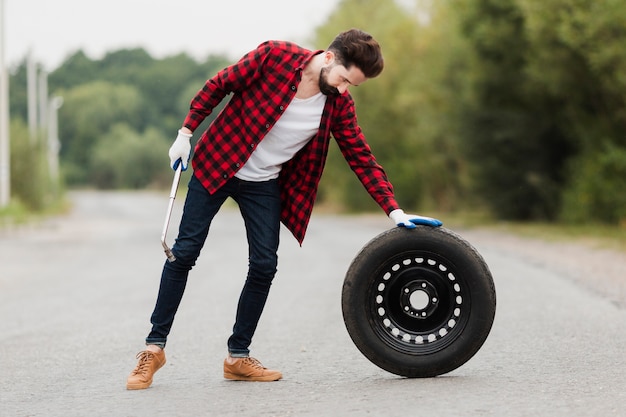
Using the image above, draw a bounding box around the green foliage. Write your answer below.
[9,119,55,211]
[49,50,99,89]
[561,143,626,224]
[457,0,565,220]
[456,0,626,223]
[90,124,171,189]
[47,49,230,188]
[316,0,626,222]
[517,0,622,152]
[316,0,415,212]
[462,109,570,220]
[7,59,29,122]
[315,0,467,213]
[57,81,145,184]
[5,0,626,227]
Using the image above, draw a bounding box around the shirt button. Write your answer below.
[235,163,240,168]
[279,106,284,111]
[291,85,296,91]
[265,124,270,129]
[223,174,228,179]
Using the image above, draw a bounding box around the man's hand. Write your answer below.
[168,129,192,171]
[389,209,442,228]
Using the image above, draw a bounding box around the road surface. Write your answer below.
[1,189,624,416]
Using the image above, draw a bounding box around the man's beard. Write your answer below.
[319,66,340,96]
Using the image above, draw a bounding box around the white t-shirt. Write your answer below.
[235,92,327,182]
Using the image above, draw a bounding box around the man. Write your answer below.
[126,28,442,389]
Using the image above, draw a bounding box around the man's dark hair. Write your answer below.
[327,29,384,78]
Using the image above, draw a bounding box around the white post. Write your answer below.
[38,70,48,131]
[47,96,63,187]
[27,50,37,142]
[0,0,10,207]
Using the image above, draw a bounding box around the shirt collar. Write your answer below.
[296,49,324,72]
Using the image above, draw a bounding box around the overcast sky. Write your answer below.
[4,0,342,70]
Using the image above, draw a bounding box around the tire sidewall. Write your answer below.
[342,226,496,377]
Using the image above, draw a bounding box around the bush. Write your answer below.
[9,119,49,210]
[561,143,626,224]
[90,124,170,189]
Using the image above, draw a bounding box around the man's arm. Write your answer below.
[331,95,441,228]
[168,42,277,170]
[331,96,398,214]
[182,41,275,132]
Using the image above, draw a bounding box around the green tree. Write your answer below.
[315,0,466,213]
[58,81,144,184]
[517,0,626,223]
[47,48,232,188]
[457,0,573,220]
[7,59,29,123]
[90,124,171,189]
[48,50,99,90]
[455,0,626,223]
[561,143,626,223]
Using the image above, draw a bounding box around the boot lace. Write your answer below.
[131,351,156,376]
[242,357,266,370]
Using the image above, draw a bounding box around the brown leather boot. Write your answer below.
[126,349,166,390]
[223,356,282,382]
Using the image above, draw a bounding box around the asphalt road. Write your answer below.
[1,189,625,417]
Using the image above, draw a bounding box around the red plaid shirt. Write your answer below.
[183,41,399,244]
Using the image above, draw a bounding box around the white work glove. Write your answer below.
[389,209,442,228]
[168,129,192,171]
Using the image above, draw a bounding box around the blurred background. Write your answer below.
[1,0,625,228]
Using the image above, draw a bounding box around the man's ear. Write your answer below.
[324,51,336,65]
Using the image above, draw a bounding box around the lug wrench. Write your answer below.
[161,164,182,262]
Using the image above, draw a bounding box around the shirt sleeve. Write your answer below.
[183,42,274,132]
[331,95,400,215]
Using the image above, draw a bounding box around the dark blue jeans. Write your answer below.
[146,174,281,356]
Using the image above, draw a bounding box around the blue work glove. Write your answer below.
[168,129,192,171]
[389,209,442,228]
